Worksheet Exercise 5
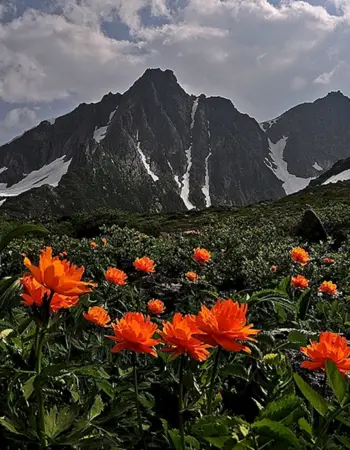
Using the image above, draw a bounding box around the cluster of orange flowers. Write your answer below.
[106,298,259,361]
[288,248,338,296]
[20,245,350,375]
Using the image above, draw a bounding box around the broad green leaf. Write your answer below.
[44,406,77,439]
[185,435,200,449]
[192,416,229,438]
[168,429,182,450]
[293,373,329,417]
[298,418,313,439]
[251,419,301,448]
[96,379,115,400]
[337,436,350,449]
[221,364,250,381]
[259,395,305,425]
[88,395,104,420]
[0,224,48,253]
[204,436,230,448]
[232,440,255,450]
[45,406,58,439]
[279,276,291,294]
[288,331,308,346]
[22,375,35,401]
[297,289,311,320]
[73,365,110,379]
[0,416,23,435]
[326,360,348,405]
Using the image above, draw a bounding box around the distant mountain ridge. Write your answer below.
[0,69,349,217]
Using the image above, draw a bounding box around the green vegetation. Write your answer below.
[0,185,350,449]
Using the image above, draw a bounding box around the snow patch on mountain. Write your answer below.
[47,118,55,125]
[191,97,199,130]
[179,98,199,210]
[0,167,8,175]
[323,169,350,185]
[136,132,159,182]
[167,161,181,189]
[265,137,313,195]
[180,147,195,210]
[313,162,323,171]
[93,107,118,143]
[202,122,212,207]
[0,156,71,201]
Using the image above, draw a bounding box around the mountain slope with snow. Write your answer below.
[0,70,349,218]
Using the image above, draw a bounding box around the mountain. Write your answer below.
[0,69,349,218]
[309,156,350,187]
[260,91,350,194]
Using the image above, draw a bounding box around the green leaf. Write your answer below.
[185,435,200,449]
[298,418,313,439]
[191,416,229,438]
[22,375,35,401]
[297,289,311,320]
[0,224,48,253]
[44,406,76,439]
[259,395,305,425]
[168,429,182,450]
[337,436,350,449]
[288,331,308,347]
[293,373,329,417]
[0,416,23,435]
[251,419,301,448]
[73,365,110,379]
[231,440,255,450]
[221,364,250,381]
[205,436,230,449]
[326,360,348,405]
[96,379,115,400]
[88,395,104,420]
[279,276,291,294]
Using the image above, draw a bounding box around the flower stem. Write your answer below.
[133,353,144,446]
[178,355,186,450]
[35,326,47,449]
[207,346,221,415]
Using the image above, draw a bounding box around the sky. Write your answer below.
[1,0,350,145]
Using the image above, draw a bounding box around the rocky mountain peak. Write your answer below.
[0,70,350,218]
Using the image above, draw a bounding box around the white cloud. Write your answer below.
[1,0,350,128]
[4,107,37,128]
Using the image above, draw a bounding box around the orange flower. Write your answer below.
[291,247,310,265]
[105,267,127,286]
[21,275,50,307]
[84,306,111,327]
[271,265,278,272]
[300,331,350,374]
[90,241,98,248]
[102,238,107,246]
[50,294,79,313]
[24,247,96,296]
[323,257,335,265]
[195,299,260,353]
[107,312,160,356]
[133,256,155,273]
[193,248,211,264]
[185,271,199,281]
[159,313,210,361]
[291,275,309,289]
[318,281,337,296]
[147,299,165,315]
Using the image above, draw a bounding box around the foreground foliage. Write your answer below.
[0,213,349,449]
